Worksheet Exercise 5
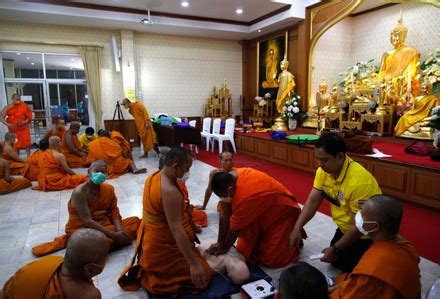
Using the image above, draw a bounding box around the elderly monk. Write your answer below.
[43,119,66,140]
[207,168,302,268]
[121,98,160,158]
[2,132,27,175]
[34,136,87,192]
[32,160,141,257]
[158,154,207,230]
[23,138,49,181]
[0,93,32,157]
[3,228,109,299]
[111,130,132,159]
[60,121,87,168]
[120,147,211,296]
[196,151,237,210]
[331,195,421,299]
[0,143,31,194]
[86,129,146,178]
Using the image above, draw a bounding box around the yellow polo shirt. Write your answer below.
[313,155,382,233]
[78,133,97,150]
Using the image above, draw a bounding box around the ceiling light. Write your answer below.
[181,1,189,7]
[16,53,21,55]
[258,29,261,33]
[26,57,30,60]
[141,9,153,25]
[70,67,73,70]
[236,8,243,14]
[70,58,75,61]
[31,62,35,65]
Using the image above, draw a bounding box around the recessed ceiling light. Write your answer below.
[16,53,21,55]
[236,8,243,14]
[70,58,75,61]
[181,1,189,7]
[26,57,30,60]
[70,67,73,70]
[258,29,261,33]
[31,62,35,65]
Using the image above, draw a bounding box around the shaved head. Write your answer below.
[64,228,109,271]
[49,136,61,148]
[39,138,49,150]
[211,172,235,196]
[4,132,15,141]
[164,146,192,166]
[69,122,80,130]
[364,195,403,237]
[121,98,130,105]
[11,93,20,101]
[90,160,108,172]
[56,119,65,128]
[97,129,110,138]
[158,154,167,170]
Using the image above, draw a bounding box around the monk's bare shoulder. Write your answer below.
[71,183,89,202]
[161,175,181,203]
[63,281,101,299]
[0,158,8,167]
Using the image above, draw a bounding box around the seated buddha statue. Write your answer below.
[377,11,420,96]
[394,77,439,138]
[307,79,331,118]
[328,81,339,113]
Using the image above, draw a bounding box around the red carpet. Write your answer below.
[195,149,440,263]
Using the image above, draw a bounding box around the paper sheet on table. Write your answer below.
[366,148,392,158]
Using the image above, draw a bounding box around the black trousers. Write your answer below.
[330,228,373,273]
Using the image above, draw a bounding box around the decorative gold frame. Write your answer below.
[256,30,288,96]
[306,0,440,108]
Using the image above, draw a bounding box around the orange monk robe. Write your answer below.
[120,171,212,296]
[178,180,208,227]
[46,126,67,140]
[60,133,85,168]
[32,183,141,257]
[2,149,27,175]
[5,102,32,149]
[331,240,421,299]
[85,137,131,179]
[229,168,302,268]
[0,165,31,195]
[111,130,132,158]
[34,149,87,192]
[130,102,158,153]
[2,256,66,299]
[23,149,44,181]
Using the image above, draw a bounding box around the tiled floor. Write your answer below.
[0,147,438,298]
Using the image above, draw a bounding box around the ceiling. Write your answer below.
[0,1,404,41]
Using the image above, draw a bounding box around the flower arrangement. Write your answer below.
[282,94,303,120]
[338,59,377,90]
[255,96,266,108]
[421,49,440,94]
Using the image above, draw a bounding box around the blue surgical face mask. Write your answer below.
[90,172,107,185]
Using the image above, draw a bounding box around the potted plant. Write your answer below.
[282,94,305,130]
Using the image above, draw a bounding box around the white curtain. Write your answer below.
[80,46,103,129]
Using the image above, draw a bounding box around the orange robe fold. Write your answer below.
[46,126,67,140]
[0,165,31,195]
[2,256,64,299]
[32,183,141,257]
[60,133,85,168]
[6,102,32,149]
[23,149,44,181]
[34,149,87,192]
[130,102,158,153]
[178,180,208,227]
[2,149,27,175]
[229,168,302,268]
[111,130,132,159]
[121,171,212,296]
[331,240,421,299]
[85,137,132,179]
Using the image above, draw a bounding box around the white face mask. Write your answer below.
[355,211,378,235]
[181,171,190,182]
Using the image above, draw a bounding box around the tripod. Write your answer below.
[110,101,125,134]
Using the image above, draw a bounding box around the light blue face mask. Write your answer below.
[90,172,107,185]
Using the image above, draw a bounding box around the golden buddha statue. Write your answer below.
[377,11,420,96]
[329,81,339,113]
[394,77,439,138]
[262,48,279,89]
[307,79,331,118]
[275,56,295,113]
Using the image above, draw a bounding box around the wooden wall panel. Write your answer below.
[273,143,289,161]
[411,169,440,209]
[242,137,255,152]
[371,162,408,195]
[256,141,271,157]
[290,147,310,167]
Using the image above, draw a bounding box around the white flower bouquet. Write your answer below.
[421,49,440,94]
[282,94,303,120]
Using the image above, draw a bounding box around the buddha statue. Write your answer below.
[394,77,439,138]
[329,81,339,113]
[307,79,331,118]
[262,48,279,89]
[377,11,420,96]
[275,56,295,113]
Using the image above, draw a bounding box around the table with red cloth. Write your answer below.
[153,124,202,148]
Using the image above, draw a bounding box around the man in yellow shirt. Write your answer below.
[78,127,97,151]
[289,132,382,273]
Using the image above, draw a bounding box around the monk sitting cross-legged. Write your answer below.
[43,119,66,141]
[0,143,31,195]
[60,121,87,168]
[2,132,28,175]
[33,136,87,192]
[3,228,109,299]
[119,147,212,297]
[85,129,146,178]
[32,160,141,257]
[206,168,304,268]
[23,138,49,181]
[111,130,132,159]
[330,195,421,299]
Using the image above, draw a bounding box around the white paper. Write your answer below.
[366,148,392,158]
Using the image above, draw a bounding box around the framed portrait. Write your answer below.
[257,31,288,98]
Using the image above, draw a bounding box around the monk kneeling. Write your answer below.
[330,196,421,299]
[2,132,27,175]
[3,228,109,299]
[85,130,146,178]
[23,139,49,181]
[34,136,87,192]
[60,122,87,168]
[0,143,31,194]
[32,160,141,257]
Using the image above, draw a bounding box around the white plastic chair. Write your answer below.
[200,117,212,151]
[186,120,198,153]
[211,118,236,154]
